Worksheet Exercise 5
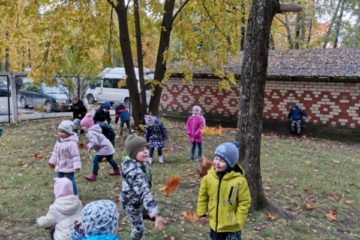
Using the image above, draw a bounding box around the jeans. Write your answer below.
[92,154,119,175]
[149,147,163,158]
[191,142,202,158]
[120,121,131,136]
[56,172,78,195]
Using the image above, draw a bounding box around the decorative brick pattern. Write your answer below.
[160,78,360,128]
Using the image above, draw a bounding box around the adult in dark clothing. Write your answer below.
[93,102,111,124]
[98,122,116,146]
[70,97,87,120]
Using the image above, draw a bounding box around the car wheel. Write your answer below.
[19,97,27,108]
[45,101,52,113]
[87,94,95,104]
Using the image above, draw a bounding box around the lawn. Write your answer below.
[0,118,359,240]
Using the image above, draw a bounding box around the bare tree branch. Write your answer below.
[106,0,117,9]
[173,0,190,21]
[279,3,302,13]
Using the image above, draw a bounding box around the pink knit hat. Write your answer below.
[80,114,94,128]
[54,177,74,199]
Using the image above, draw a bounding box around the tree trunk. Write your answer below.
[148,0,176,116]
[236,0,296,219]
[240,2,246,51]
[114,0,143,127]
[306,18,313,48]
[333,0,346,48]
[323,0,342,48]
[284,14,293,49]
[134,0,147,118]
[5,32,10,72]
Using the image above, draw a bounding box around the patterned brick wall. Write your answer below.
[160,78,360,128]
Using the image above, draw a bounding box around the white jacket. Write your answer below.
[37,195,82,240]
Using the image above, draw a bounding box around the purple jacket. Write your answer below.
[49,134,81,173]
[186,115,205,143]
[86,124,115,156]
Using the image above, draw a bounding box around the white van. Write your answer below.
[85,67,154,106]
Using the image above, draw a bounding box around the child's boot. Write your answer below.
[158,156,164,164]
[85,173,97,181]
[148,158,153,164]
[110,168,120,176]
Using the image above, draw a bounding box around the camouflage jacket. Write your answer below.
[120,157,159,217]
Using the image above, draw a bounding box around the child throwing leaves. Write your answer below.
[197,142,251,240]
[115,103,132,136]
[186,105,206,161]
[49,120,81,195]
[80,115,120,181]
[121,134,165,240]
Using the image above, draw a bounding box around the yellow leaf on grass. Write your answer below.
[304,202,316,210]
[325,209,337,221]
[159,176,180,197]
[182,210,198,222]
[265,212,278,221]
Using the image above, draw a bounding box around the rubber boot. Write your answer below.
[148,158,153,164]
[110,168,120,176]
[85,173,97,181]
[158,155,164,164]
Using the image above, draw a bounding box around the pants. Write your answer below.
[149,147,163,158]
[190,142,202,158]
[120,121,131,136]
[210,229,241,240]
[92,155,118,175]
[56,172,78,195]
[126,210,144,240]
[290,120,302,134]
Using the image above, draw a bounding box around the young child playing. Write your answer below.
[49,120,81,195]
[115,103,131,136]
[80,115,120,181]
[93,101,112,124]
[186,105,206,161]
[37,177,82,240]
[121,134,165,240]
[287,102,307,135]
[144,115,168,164]
[71,200,120,240]
[196,142,251,240]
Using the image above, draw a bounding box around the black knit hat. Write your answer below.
[124,134,148,159]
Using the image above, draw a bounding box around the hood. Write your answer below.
[88,124,103,134]
[60,133,79,143]
[209,163,245,180]
[53,195,82,216]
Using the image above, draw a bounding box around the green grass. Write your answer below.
[0,118,359,239]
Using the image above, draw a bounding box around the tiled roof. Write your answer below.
[171,48,360,79]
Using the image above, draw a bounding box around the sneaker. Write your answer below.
[158,156,164,164]
[187,156,194,161]
[195,157,202,161]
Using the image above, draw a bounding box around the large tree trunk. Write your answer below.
[236,0,298,219]
[323,0,342,48]
[113,0,143,127]
[333,0,346,48]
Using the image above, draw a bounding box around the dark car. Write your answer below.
[0,78,10,97]
[18,82,71,112]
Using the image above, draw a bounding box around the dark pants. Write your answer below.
[191,142,202,158]
[56,172,78,195]
[120,121,131,136]
[210,229,241,240]
[92,154,118,175]
[149,147,163,158]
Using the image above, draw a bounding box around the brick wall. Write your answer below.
[160,78,360,128]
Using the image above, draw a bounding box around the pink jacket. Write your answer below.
[186,115,205,143]
[86,124,115,156]
[49,134,81,173]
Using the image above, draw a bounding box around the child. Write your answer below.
[70,96,88,121]
[287,102,307,135]
[186,105,206,161]
[115,103,131,136]
[37,177,82,240]
[98,121,116,146]
[93,101,112,124]
[121,134,165,239]
[196,142,251,240]
[71,200,120,240]
[80,115,120,181]
[144,115,168,164]
[49,120,81,195]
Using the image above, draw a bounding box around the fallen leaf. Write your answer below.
[325,209,337,221]
[304,202,315,210]
[265,212,278,221]
[344,200,353,205]
[159,176,180,197]
[182,210,198,222]
[197,156,213,178]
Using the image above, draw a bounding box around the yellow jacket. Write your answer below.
[196,164,251,232]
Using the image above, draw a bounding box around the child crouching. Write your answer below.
[196,142,251,240]
[121,134,165,240]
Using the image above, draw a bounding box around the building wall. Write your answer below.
[160,78,360,128]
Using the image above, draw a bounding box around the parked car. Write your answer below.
[18,81,71,113]
[0,77,10,97]
[85,67,153,106]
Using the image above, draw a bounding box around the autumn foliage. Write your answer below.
[159,176,180,197]
[197,156,213,178]
[181,210,198,222]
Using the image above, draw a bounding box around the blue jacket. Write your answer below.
[115,108,130,123]
[288,106,307,121]
[82,234,120,240]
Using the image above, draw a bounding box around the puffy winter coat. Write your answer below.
[196,164,251,233]
[186,115,205,143]
[93,108,111,124]
[144,119,168,148]
[49,134,81,173]
[86,124,115,156]
[287,106,307,121]
[37,195,83,240]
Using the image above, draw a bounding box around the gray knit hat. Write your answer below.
[58,120,74,135]
[124,134,148,159]
[214,142,239,169]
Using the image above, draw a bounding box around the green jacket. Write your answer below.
[196,164,251,233]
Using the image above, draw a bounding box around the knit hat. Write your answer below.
[102,102,111,110]
[144,115,156,126]
[58,120,74,135]
[80,114,94,128]
[192,105,201,115]
[124,134,148,159]
[214,142,239,169]
[82,200,120,237]
[54,177,74,199]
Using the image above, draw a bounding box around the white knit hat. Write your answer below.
[58,120,74,134]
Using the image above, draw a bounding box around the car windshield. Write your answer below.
[43,86,67,94]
